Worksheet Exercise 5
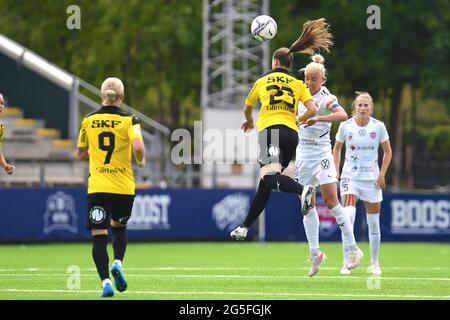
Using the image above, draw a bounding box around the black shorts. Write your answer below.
[86,193,135,230]
[258,125,298,169]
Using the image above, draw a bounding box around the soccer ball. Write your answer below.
[251,15,277,42]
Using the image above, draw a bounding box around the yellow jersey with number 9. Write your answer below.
[77,106,143,195]
[245,68,313,132]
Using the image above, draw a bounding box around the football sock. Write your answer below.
[263,173,303,194]
[92,234,109,281]
[332,204,357,252]
[342,206,356,264]
[112,226,128,262]
[303,207,320,257]
[367,213,381,265]
[243,179,271,228]
[102,279,112,288]
[346,206,356,226]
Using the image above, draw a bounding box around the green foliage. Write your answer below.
[0,0,202,128]
[0,0,448,172]
[424,125,450,160]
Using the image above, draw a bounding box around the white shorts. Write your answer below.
[295,157,338,187]
[339,177,383,203]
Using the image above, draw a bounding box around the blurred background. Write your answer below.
[0,0,448,243]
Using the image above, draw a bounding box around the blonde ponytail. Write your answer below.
[311,54,325,64]
[101,77,124,106]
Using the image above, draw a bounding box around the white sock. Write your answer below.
[367,213,380,265]
[331,204,357,253]
[113,259,122,268]
[303,207,320,257]
[346,206,356,226]
[342,206,356,264]
[102,278,112,288]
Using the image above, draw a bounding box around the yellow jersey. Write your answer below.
[77,106,143,195]
[0,122,4,149]
[245,68,313,132]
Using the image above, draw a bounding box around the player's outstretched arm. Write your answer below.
[297,99,317,124]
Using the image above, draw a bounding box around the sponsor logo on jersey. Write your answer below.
[128,195,171,230]
[96,166,126,174]
[91,119,121,128]
[358,129,366,137]
[43,191,78,234]
[357,145,375,151]
[212,193,250,232]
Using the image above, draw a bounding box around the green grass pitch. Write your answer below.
[0,242,449,300]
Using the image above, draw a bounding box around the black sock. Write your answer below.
[263,173,303,194]
[243,179,271,228]
[112,226,128,262]
[92,234,109,281]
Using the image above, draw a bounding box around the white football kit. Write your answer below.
[295,86,341,187]
[335,117,389,203]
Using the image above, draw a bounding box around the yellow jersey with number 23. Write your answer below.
[245,68,313,132]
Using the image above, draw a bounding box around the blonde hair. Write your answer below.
[352,91,374,115]
[300,54,327,84]
[101,77,124,106]
[272,18,333,69]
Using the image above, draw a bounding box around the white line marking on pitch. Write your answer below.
[0,288,448,299]
[0,266,449,272]
[0,273,449,282]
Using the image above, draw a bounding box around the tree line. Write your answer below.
[0,0,448,189]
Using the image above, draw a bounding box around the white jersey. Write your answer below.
[336,117,389,181]
[296,86,340,160]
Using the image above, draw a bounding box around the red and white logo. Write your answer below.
[370,132,376,139]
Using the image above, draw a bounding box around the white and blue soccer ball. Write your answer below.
[251,15,277,42]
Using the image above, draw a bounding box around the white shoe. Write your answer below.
[308,251,327,277]
[340,264,352,275]
[345,248,364,270]
[367,264,382,275]
[301,185,315,215]
[230,226,248,241]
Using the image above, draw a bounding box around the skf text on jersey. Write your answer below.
[267,76,293,84]
[91,120,122,128]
